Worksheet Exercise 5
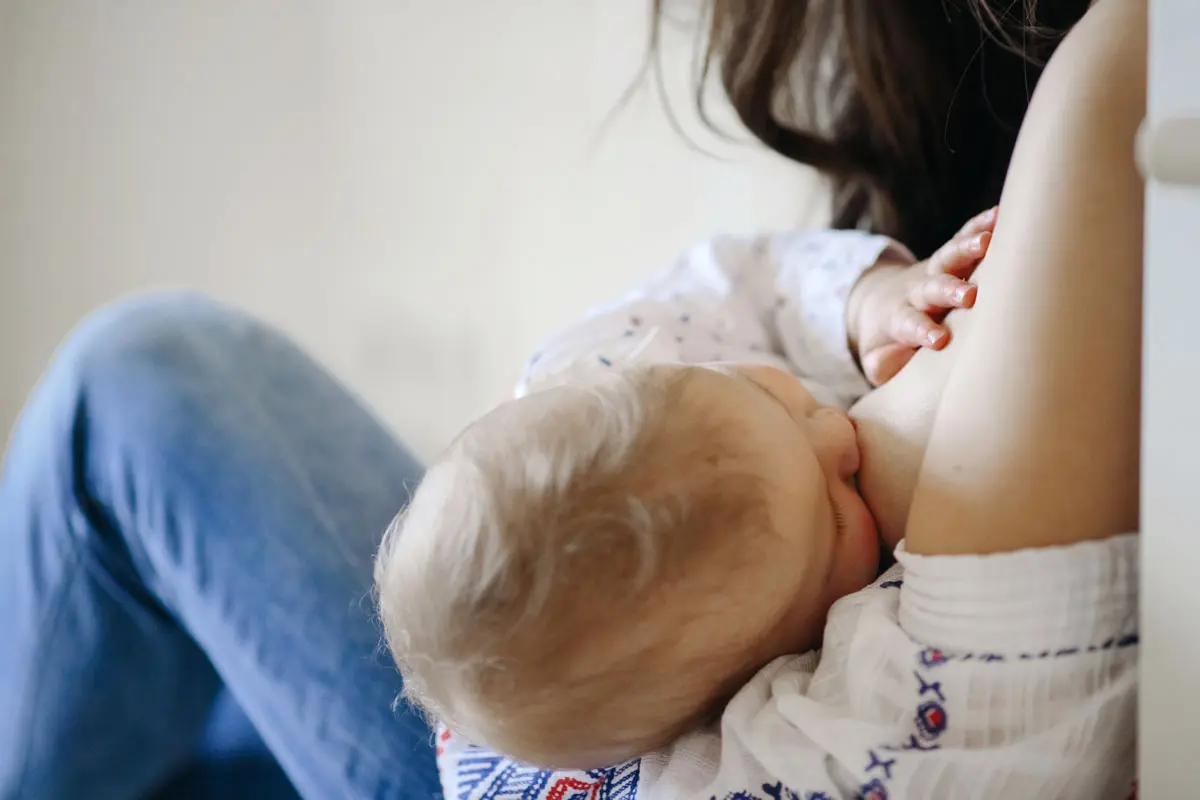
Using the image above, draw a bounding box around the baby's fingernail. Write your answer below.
[954,286,970,303]
[926,329,943,346]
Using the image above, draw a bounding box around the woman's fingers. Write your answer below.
[926,230,992,276]
[908,273,977,312]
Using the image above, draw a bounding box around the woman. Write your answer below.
[0,2,1140,800]
[437,0,1144,796]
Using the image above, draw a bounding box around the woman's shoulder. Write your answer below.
[1025,0,1146,130]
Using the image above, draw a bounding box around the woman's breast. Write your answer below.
[849,310,975,548]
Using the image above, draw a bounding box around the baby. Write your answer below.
[375,210,995,770]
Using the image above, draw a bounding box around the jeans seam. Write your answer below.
[8,526,87,799]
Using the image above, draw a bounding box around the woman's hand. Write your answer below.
[848,206,997,386]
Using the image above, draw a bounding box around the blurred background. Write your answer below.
[0,0,826,460]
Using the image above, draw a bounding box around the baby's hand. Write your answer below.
[849,206,997,386]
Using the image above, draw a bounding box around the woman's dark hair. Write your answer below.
[649,0,1090,257]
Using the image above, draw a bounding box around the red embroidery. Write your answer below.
[547,776,603,800]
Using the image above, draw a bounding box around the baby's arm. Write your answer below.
[517,231,912,408]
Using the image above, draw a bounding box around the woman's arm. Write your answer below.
[904,0,1146,556]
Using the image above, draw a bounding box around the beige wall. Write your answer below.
[0,1,825,460]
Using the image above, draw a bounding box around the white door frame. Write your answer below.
[1138,0,1200,794]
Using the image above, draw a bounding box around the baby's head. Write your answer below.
[374,363,879,769]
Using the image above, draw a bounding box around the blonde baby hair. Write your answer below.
[374,364,793,768]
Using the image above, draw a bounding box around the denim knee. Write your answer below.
[52,291,269,411]
[5,292,279,587]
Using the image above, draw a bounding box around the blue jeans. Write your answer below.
[0,293,443,800]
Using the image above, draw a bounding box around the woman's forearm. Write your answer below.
[904,0,1146,556]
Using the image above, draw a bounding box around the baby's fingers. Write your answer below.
[908,274,977,312]
[861,343,918,387]
[926,230,992,277]
[888,306,948,351]
[954,205,999,239]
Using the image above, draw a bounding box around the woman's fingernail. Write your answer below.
[954,285,970,303]
[926,329,943,346]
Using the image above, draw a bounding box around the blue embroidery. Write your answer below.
[921,632,1138,667]
[456,752,505,800]
[857,778,889,799]
[915,671,945,702]
[454,745,640,800]
[918,648,948,668]
[604,762,641,800]
[761,782,803,800]
[477,762,538,800]
[879,579,903,589]
[865,750,895,779]
[708,782,818,800]
[882,734,941,753]
[598,356,612,366]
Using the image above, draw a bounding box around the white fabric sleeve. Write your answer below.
[771,230,915,407]
[895,535,1139,655]
[516,230,913,408]
[640,535,1139,800]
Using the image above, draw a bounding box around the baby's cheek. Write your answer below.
[853,426,915,551]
